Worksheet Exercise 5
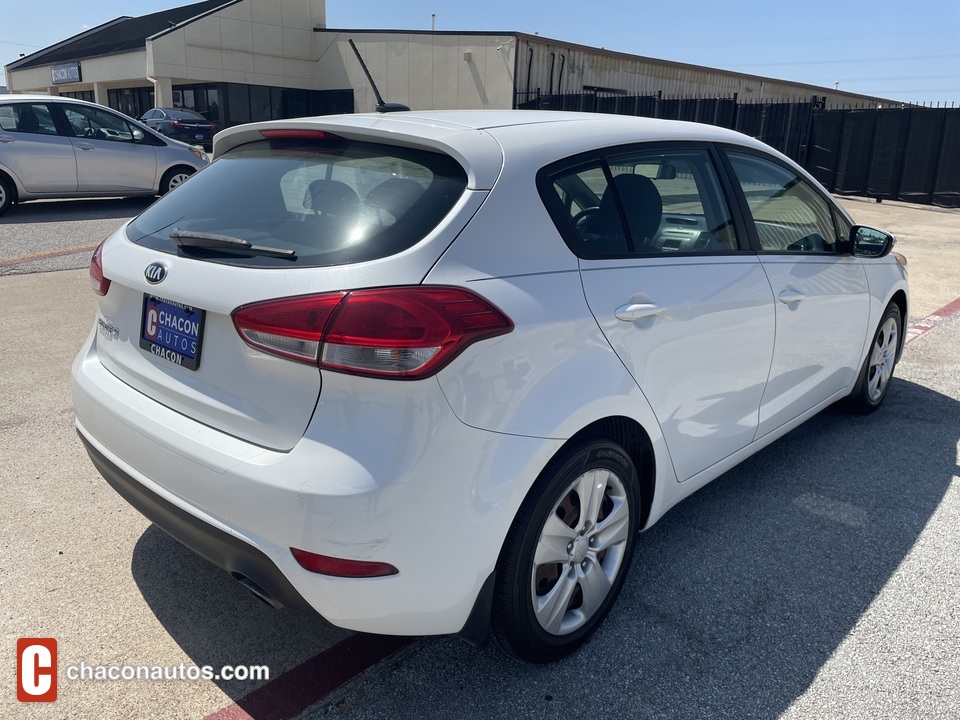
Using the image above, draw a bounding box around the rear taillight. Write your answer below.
[233,293,345,363]
[90,240,110,295]
[232,286,513,379]
[290,548,398,578]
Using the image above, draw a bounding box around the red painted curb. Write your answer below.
[0,243,98,268]
[905,296,960,344]
[203,634,415,720]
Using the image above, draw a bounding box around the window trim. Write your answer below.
[537,141,753,260]
[716,143,851,256]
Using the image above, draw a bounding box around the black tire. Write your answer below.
[847,302,901,414]
[492,438,640,663]
[0,174,15,217]
[160,166,195,195]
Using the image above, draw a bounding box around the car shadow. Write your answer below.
[128,377,956,717]
[1,197,155,223]
[130,525,352,701]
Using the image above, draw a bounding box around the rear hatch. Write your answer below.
[93,124,498,450]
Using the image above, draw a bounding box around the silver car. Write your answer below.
[0,94,208,217]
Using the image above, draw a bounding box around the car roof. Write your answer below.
[0,93,98,105]
[280,109,763,143]
[368,110,774,158]
[216,110,778,190]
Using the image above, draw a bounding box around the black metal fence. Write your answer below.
[517,92,960,208]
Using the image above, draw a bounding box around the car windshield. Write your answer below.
[126,135,468,267]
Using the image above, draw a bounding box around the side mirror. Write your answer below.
[657,163,677,180]
[132,129,144,143]
[851,225,895,258]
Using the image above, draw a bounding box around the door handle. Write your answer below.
[778,289,806,304]
[75,142,95,151]
[615,303,666,321]
[0,135,14,144]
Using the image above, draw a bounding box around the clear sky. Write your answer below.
[2,0,958,104]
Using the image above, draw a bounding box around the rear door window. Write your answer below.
[544,147,741,256]
[127,134,468,267]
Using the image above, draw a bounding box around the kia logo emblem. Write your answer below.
[144,263,167,284]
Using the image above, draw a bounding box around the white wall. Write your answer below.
[146,0,325,89]
[7,0,327,95]
[6,50,150,94]
[6,64,57,93]
[314,32,517,111]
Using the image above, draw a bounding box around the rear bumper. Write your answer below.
[73,328,561,636]
[78,430,314,613]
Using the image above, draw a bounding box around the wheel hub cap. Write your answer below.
[571,535,589,564]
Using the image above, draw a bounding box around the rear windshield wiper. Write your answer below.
[169,228,297,259]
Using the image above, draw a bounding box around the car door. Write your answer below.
[721,148,870,438]
[0,102,78,193]
[140,109,159,129]
[59,103,157,192]
[546,146,776,482]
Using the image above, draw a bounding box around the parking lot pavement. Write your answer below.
[838,197,960,321]
[0,198,153,275]
[0,269,354,720]
[0,197,958,719]
[302,313,960,720]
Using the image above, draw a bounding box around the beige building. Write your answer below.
[4,0,897,126]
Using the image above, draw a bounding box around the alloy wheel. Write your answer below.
[867,316,899,402]
[531,467,631,635]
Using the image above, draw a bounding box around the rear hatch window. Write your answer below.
[97,132,473,451]
[167,110,210,123]
[126,133,468,268]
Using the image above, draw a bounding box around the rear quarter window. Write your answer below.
[0,103,58,135]
[0,106,15,131]
[127,136,468,268]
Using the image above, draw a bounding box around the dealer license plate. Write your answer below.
[140,294,205,370]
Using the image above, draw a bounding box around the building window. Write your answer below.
[249,85,271,122]
[60,90,94,103]
[226,84,251,124]
[107,87,153,119]
[171,82,353,129]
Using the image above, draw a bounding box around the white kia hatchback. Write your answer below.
[72,111,907,663]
